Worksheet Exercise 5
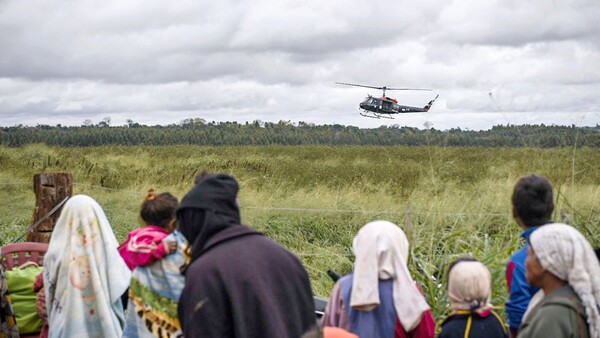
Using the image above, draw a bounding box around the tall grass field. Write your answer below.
[1,144,599,322]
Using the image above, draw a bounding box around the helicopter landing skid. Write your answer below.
[360,111,394,119]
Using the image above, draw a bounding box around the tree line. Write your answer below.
[1,120,599,147]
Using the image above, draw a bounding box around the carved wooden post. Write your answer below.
[28,173,73,243]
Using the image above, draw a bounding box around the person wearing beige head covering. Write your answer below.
[321,220,435,338]
[439,257,507,338]
[519,223,600,338]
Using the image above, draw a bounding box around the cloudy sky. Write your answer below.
[1,0,599,130]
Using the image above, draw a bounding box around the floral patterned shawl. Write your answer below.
[44,195,131,338]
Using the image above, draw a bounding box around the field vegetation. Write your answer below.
[1,144,599,322]
[2,122,600,147]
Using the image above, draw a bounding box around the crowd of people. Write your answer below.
[0,173,599,338]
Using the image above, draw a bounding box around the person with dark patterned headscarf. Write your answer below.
[177,173,315,338]
[0,265,19,338]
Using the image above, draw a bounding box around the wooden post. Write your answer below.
[28,173,73,243]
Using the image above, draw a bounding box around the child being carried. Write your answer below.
[118,189,179,270]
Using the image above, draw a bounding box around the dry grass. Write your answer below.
[1,144,599,321]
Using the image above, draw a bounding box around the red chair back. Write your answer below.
[0,242,49,270]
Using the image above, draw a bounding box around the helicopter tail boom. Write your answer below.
[422,94,439,112]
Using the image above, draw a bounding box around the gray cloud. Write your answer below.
[433,0,600,47]
[0,0,598,129]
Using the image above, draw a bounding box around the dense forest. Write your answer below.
[1,120,599,147]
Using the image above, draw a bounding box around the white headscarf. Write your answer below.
[350,220,430,332]
[447,260,493,313]
[44,195,131,338]
[529,223,600,338]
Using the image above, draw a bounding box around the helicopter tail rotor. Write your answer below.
[422,94,439,112]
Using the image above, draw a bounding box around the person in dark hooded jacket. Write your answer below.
[177,173,315,338]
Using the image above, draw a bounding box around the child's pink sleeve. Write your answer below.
[118,228,169,269]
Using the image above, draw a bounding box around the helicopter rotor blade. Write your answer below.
[335,82,384,90]
[385,87,432,91]
[335,82,431,91]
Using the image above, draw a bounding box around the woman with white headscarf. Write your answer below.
[321,220,435,338]
[438,257,507,338]
[519,223,600,338]
[44,195,131,338]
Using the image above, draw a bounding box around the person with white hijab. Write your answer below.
[519,223,600,338]
[321,220,435,338]
[43,195,131,338]
[438,257,507,338]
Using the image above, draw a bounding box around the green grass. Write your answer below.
[1,144,599,322]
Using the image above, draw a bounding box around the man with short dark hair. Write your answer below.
[505,174,554,337]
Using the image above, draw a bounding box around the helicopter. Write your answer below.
[336,82,439,119]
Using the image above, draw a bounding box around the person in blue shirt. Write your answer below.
[505,174,554,337]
